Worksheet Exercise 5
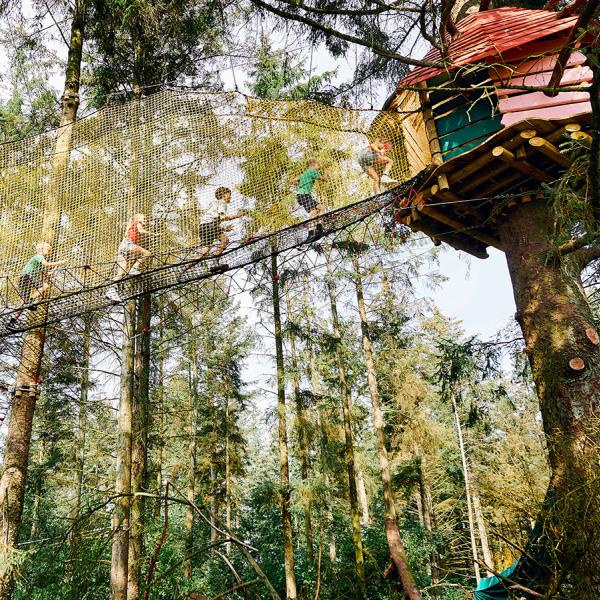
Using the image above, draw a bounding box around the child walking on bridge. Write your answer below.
[115,213,159,280]
[358,138,396,194]
[294,159,328,241]
[180,186,244,277]
[105,213,159,301]
[8,242,65,328]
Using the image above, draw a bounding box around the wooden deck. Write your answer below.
[395,113,592,258]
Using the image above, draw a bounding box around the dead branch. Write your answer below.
[547,0,599,94]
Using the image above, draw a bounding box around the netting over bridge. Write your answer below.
[0,89,429,333]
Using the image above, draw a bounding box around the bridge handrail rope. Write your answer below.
[0,89,432,335]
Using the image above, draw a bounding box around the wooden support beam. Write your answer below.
[417,83,444,167]
[461,162,511,193]
[417,205,503,250]
[448,129,535,186]
[408,218,489,259]
[529,137,572,169]
[431,186,485,220]
[482,171,523,196]
[491,146,554,183]
[570,130,592,147]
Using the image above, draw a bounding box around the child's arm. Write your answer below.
[138,223,160,237]
[41,259,66,268]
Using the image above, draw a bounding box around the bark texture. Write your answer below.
[352,254,422,599]
[128,295,151,599]
[110,300,136,600]
[326,269,366,594]
[0,4,86,597]
[271,254,298,600]
[498,200,600,595]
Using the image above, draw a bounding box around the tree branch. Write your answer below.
[558,232,600,256]
[559,0,590,18]
[248,0,446,69]
[546,0,599,94]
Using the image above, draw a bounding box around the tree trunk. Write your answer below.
[225,395,232,556]
[271,253,298,600]
[184,338,198,580]
[308,342,337,565]
[356,468,370,526]
[451,395,481,584]
[325,268,366,594]
[110,300,136,600]
[415,447,440,599]
[472,491,494,577]
[154,310,165,519]
[0,4,86,597]
[69,317,91,599]
[351,253,422,599]
[498,199,600,594]
[29,440,45,541]
[128,294,151,600]
[286,291,314,564]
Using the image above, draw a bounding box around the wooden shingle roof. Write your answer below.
[399,7,580,87]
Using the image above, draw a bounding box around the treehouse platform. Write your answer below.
[385,6,596,258]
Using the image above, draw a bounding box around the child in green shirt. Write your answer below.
[294,159,328,241]
[8,242,65,329]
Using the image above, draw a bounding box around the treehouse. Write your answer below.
[386,6,595,258]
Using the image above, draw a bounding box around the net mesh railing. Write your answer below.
[0,89,431,333]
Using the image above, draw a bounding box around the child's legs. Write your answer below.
[130,245,151,270]
[32,282,49,301]
[364,166,380,194]
[115,255,130,279]
[376,156,393,174]
[214,233,229,256]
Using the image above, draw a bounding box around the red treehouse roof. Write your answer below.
[400,6,581,87]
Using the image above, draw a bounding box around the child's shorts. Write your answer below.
[358,149,380,171]
[18,274,40,302]
[118,238,137,258]
[297,194,317,213]
[198,219,222,246]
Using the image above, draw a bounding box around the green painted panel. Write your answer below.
[435,98,497,136]
[440,114,503,160]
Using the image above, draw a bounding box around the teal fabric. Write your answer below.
[475,562,519,599]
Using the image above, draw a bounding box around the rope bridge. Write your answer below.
[0,89,429,337]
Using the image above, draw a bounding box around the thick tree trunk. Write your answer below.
[325,269,366,594]
[128,294,151,600]
[0,4,86,597]
[452,395,481,584]
[184,338,198,580]
[271,253,298,600]
[352,254,422,599]
[498,199,600,595]
[110,300,136,600]
[286,292,314,564]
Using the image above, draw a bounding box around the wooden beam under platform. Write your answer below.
[399,113,591,259]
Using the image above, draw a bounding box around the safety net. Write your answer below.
[0,89,430,334]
